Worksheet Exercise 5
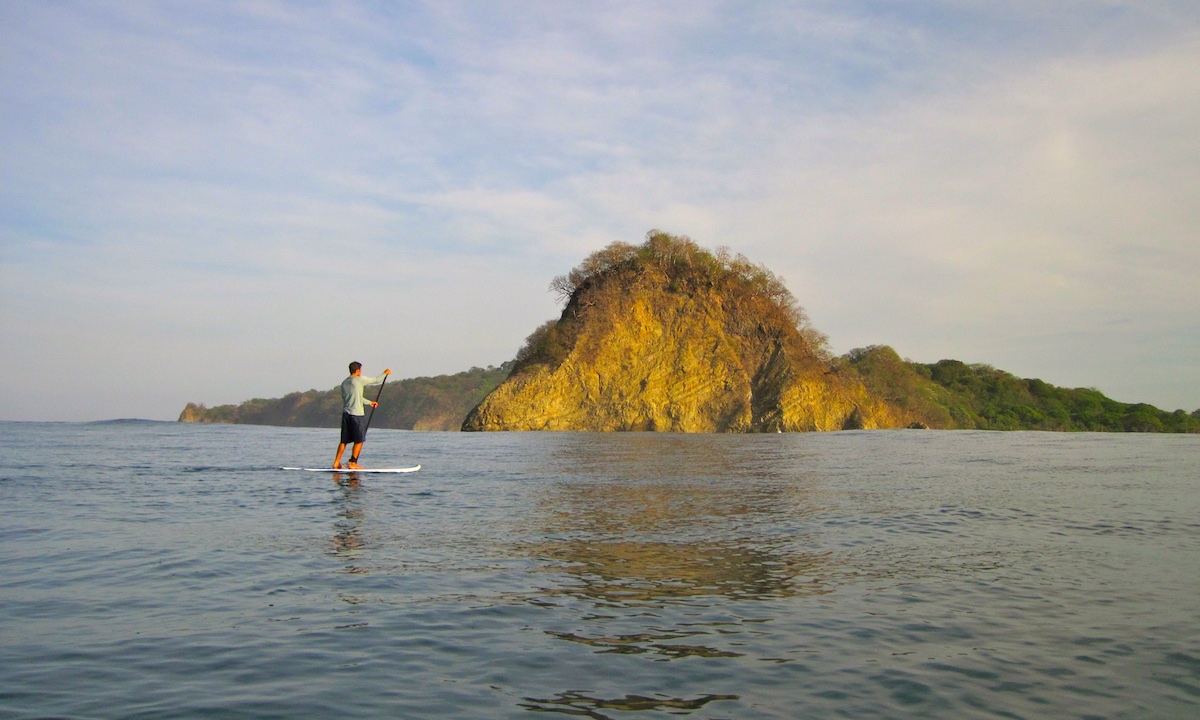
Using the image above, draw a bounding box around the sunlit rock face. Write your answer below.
[463,232,911,433]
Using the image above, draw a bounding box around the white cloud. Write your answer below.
[2,1,1198,418]
[719,29,1200,406]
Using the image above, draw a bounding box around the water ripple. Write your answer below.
[1,424,1197,719]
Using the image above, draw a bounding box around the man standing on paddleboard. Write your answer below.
[334,361,390,469]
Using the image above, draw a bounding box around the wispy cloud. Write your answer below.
[2,1,1198,419]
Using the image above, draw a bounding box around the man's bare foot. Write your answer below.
[348,462,361,469]
[333,463,344,469]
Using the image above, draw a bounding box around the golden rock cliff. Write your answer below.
[462,232,915,432]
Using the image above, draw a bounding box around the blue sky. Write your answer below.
[2,1,1198,421]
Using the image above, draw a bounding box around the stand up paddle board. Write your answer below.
[281,465,421,473]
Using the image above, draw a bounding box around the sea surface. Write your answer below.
[1,422,1198,719]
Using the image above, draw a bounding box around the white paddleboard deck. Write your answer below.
[281,465,421,473]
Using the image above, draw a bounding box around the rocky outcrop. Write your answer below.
[177,402,207,423]
[463,232,916,432]
[177,231,1198,434]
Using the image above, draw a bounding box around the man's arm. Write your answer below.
[362,368,392,386]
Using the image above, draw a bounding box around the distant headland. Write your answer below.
[181,232,1199,433]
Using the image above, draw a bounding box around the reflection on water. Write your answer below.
[535,432,810,486]
[534,480,802,533]
[330,475,369,576]
[521,438,836,606]
[509,434,842,704]
[530,538,832,604]
[519,691,739,719]
[546,629,744,658]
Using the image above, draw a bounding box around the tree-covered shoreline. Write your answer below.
[180,233,1198,434]
[179,354,1198,433]
[179,365,510,431]
[179,346,1198,434]
[844,345,1199,433]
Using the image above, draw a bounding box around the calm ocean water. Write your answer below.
[1,422,1197,719]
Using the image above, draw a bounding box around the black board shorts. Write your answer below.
[341,412,367,444]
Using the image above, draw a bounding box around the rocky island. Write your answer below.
[463,232,914,432]
[181,232,1199,434]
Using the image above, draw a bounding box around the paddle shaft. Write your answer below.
[362,373,388,437]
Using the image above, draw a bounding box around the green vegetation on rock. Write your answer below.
[844,345,1200,432]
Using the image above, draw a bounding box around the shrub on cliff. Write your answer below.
[523,230,830,371]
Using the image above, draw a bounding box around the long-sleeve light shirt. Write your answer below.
[340,374,386,416]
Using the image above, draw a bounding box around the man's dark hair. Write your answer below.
[349,361,362,374]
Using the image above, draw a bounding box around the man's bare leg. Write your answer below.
[333,442,348,468]
[348,442,364,469]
